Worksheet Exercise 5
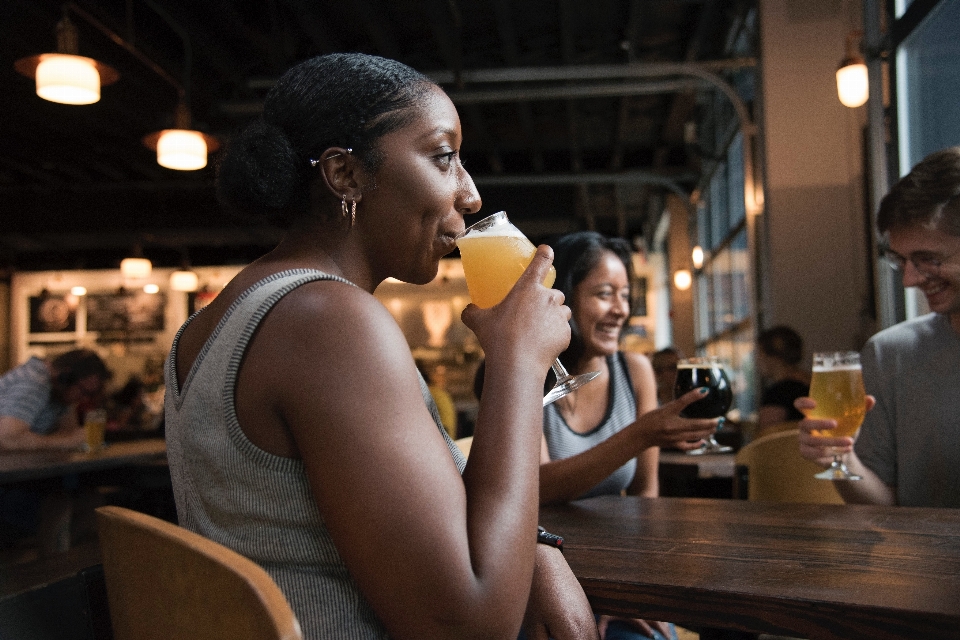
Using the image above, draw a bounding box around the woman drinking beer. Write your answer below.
[164,53,596,640]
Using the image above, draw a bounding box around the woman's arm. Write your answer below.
[240,248,571,639]
[625,353,660,497]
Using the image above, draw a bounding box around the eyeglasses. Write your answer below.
[880,247,960,276]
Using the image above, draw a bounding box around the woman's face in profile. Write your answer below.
[359,85,481,285]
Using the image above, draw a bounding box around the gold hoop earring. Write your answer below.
[341,196,349,222]
[350,199,356,227]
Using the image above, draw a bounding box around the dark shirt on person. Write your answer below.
[759,379,809,422]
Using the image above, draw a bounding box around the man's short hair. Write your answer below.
[50,349,111,386]
[757,325,804,366]
[877,146,960,237]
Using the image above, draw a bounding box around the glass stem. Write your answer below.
[551,359,570,382]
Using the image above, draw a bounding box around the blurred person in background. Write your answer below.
[754,326,810,434]
[650,347,683,407]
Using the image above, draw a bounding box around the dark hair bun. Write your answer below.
[216,119,304,220]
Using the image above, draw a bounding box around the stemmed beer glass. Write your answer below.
[805,351,866,481]
[674,357,733,455]
[456,211,600,406]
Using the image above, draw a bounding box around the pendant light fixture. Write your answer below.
[836,30,869,108]
[120,244,152,280]
[138,1,218,170]
[14,9,118,105]
[143,102,218,171]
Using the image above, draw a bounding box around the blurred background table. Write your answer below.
[0,439,167,485]
[539,495,960,640]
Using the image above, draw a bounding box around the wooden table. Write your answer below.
[539,495,960,640]
[0,439,166,485]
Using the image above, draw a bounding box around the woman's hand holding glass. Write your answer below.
[629,388,722,453]
[460,244,572,386]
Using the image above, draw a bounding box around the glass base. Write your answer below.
[815,459,862,481]
[543,371,601,406]
[686,436,732,455]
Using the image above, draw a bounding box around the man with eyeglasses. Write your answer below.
[798,146,960,508]
[0,349,111,452]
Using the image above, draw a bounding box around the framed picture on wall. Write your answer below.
[87,290,166,336]
[29,294,77,333]
[631,276,648,317]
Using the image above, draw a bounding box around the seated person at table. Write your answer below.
[534,231,718,640]
[0,349,110,451]
[798,146,960,508]
[755,325,810,434]
[166,53,597,639]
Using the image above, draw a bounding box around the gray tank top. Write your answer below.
[542,352,637,498]
[165,269,465,640]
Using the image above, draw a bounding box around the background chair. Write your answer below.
[96,506,301,640]
[734,430,843,504]
[454,436,473,459]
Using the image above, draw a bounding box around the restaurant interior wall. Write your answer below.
[757,0,874,358]
[7,256,663,410]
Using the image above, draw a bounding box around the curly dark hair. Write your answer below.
[216,53,435,227]
[877,146,960,237]
[550,231,634,370]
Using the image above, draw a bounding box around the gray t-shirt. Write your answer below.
[856,313,960,508]
[0,356,68,435]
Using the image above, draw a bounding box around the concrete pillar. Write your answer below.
[757,0,875,357]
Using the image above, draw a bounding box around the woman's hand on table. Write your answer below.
[522,544,599,640]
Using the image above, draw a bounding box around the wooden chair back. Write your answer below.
[454,436,473,459]
[96,506,302,640]
[734,429,843,504]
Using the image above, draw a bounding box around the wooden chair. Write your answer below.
[95,506,302,640]
[453,436,473,459]
[734,429,843,504]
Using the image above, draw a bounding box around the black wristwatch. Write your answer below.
[536,525,564,553]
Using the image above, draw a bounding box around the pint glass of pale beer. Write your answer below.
[806,351,866,480]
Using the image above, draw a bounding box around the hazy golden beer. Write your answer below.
[807,355,866,438]
[83,408,107,452]
[457,212,556,309]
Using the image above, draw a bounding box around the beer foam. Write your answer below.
[812,364,861,372]
[464,223,525,239]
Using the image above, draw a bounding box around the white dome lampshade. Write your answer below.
[13,14,119,106]
[170,270,199,292]
[143,102,219,171]
[120,257,152,279]
[35,54,100,105]
[836,62,869,108]
[156,129,208,170]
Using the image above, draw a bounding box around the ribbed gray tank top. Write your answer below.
[542,352,637,499]
[165,269,465,640]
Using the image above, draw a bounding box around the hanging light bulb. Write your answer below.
[143,283,160,294]
[170,270,199,292]
[837,31,869,108]
[143,102,219,171]
[121,258,152,279]
[674,270,692,291]
[14,11,118,105]
[691,246,705,270]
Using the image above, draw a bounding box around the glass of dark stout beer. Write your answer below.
[674,356,733,455]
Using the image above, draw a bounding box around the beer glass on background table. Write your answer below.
[673,357,733,455]
[83,408,107,452]
[456,211,600,406]
[805,351,866,481]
